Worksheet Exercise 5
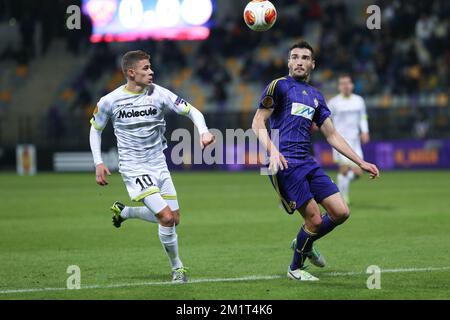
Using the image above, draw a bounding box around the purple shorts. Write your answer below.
[269,159,339,214]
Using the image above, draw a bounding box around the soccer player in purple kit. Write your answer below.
[252,41,380,281]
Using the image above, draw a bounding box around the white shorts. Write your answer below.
[121,160,179,212]
[333,139,363,167]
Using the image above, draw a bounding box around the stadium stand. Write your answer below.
[0,0,448,148]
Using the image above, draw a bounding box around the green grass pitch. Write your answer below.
[1,170,450,299]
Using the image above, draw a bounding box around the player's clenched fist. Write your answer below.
[201,132,216,149]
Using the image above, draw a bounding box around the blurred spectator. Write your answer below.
[415,13,437,55]
[47,105,66,145]
[413,110,431,139]
[210,61,231,111]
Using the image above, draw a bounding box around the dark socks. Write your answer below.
[291,214,339,270]
[290,226,317,270]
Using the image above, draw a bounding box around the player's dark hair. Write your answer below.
[289,41,314,59]
[121,50,150,78]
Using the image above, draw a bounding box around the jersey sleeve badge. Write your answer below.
[262,95,275,108]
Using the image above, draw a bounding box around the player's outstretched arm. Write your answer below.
[89,126,111,186]
[320,118,379,179]
[252,108,288,173]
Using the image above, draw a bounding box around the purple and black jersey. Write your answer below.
[258,75,331,164]
[259,76,338,213]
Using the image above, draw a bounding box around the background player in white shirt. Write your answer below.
[89,50,215,283]
[328,74,370,204]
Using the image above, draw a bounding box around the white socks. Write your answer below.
[347,170,355,181]
[338,170,356,202]
[120,206,159,223]
[158,225,183,270]
[337,173,350,200]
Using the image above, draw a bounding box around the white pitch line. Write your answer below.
[323,266,450,277]
[1,266,449,295]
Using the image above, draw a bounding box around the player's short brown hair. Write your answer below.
[121,50,150,78]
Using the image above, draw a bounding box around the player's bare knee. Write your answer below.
[172,210,180,226]
[159,214,175,226]
[304,213,323,233]
[157,208,175,226]
[334,207,350,224]
[326,198,350,224]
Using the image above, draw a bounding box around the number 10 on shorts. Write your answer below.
[135,174,155,191]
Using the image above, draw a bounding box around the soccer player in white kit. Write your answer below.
[89,50,215,283]
[328,74,370,204]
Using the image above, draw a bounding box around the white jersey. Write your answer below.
[328,93,369,142]
[91,84,192,176]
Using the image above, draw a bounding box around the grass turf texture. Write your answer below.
[0,171,450,299]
